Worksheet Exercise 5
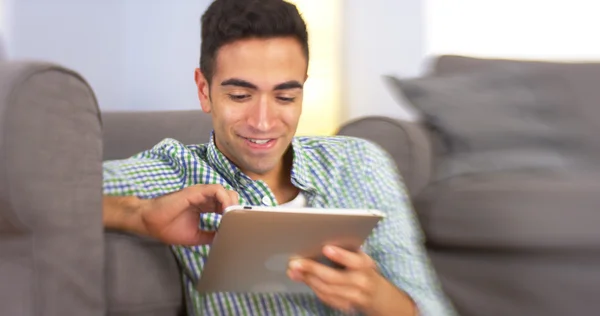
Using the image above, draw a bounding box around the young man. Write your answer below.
[103,0,456,315]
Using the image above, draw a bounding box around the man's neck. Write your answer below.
[245,149,299,205]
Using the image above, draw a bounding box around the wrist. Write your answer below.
[103,195,149,236]
[366,274,417,316]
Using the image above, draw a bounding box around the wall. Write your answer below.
[0,0,8,58]
[341,0,425,123]
[5,0,210,111]
[290,0,343,135]
[4,0,425,125]
[123,1,208,111]
[426,0,600,60]
[7,0,126,110]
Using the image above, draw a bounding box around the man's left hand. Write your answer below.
[287,245,412,315]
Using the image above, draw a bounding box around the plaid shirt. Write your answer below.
[103,134,455,316]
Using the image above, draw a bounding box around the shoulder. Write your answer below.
[106,138,213,177]
[130,138,208,161]
[103,138,212,198]
[103,138,210,175]
[295,136,392,168]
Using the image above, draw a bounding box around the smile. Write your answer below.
[239,135,278,150]
[247,138,271,144]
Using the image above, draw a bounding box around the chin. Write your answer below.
[240,158,279,176]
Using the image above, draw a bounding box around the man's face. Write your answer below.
[195,37,307,178]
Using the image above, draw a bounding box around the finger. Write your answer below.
[213,187,235,212]
[311,287,356,314]
[184,185,234,212]
[289,258,347,285]
[226,189,240,205]
[323,246,376,270]
[304,276,360,314]
[305,274,372,313]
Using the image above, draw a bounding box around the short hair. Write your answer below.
[200,0,309,85]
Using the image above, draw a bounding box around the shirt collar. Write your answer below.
[205,132,322,195]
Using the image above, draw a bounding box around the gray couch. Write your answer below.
[339,55,600,316]
[1,55,599,316]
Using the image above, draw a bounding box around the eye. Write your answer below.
[276,96,296,103]
[228,94,250,102]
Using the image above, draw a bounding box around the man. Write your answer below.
[103,0,456,315]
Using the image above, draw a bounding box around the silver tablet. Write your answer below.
[196,205,385,294]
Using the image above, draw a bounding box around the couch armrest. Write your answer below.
[336,116,433,197]
[0,61,105,315]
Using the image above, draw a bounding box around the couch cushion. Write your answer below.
[416,171,600,250]
[105,231,184,316]
[387,67,589,181]
[101,110,213,160]
[432,55,600,154]
[429,249,600,316]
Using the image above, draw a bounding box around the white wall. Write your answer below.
[7,0,127,110]
[0,0,4,30]
[0,0,8,59]
[426,0,600,60]
[339,0,600,124]
[123,1,208,111]
[4,0,210,111]
[341,0,425,123]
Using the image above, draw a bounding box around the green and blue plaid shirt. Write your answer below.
[103,133,455,316]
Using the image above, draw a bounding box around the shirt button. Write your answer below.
[238,178,249,187]
[262,195,272,205]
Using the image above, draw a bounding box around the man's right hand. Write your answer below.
[103,184,239,246]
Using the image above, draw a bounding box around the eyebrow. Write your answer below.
[273,80,303,91]
[221,78,257,89]
[220,78,303,91]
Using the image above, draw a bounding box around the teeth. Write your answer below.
[248,138,270,144]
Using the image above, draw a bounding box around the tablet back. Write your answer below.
[196,206,384,294]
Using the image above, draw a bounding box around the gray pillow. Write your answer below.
[384,67,586,180]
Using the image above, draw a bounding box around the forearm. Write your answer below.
[102,195,148,236]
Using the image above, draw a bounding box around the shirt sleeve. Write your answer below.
[360,141,457,316]
[103,139,191,198]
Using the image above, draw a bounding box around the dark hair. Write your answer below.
[200,0,309,85]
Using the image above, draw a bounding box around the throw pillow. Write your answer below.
[384,67,586,181]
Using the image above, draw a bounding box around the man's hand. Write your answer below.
[287,246,417,315]
[103,184,239,245]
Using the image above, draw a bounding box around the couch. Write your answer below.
[341,55,600,316]
[1,55,599,316]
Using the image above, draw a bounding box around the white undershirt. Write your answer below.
[278,191,307,208]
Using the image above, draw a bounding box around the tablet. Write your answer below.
[196,205,385,294]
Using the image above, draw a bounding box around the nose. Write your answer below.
[247,94,275,132]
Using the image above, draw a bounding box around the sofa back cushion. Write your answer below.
[387,66,590,181]
[101,110,213,160]
[432,55,600,154]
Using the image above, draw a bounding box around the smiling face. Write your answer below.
[195,37,308,179]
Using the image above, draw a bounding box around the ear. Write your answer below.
[195,68,212,113]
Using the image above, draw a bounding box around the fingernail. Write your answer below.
[289,259,302,270]
[324,246,336,255]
